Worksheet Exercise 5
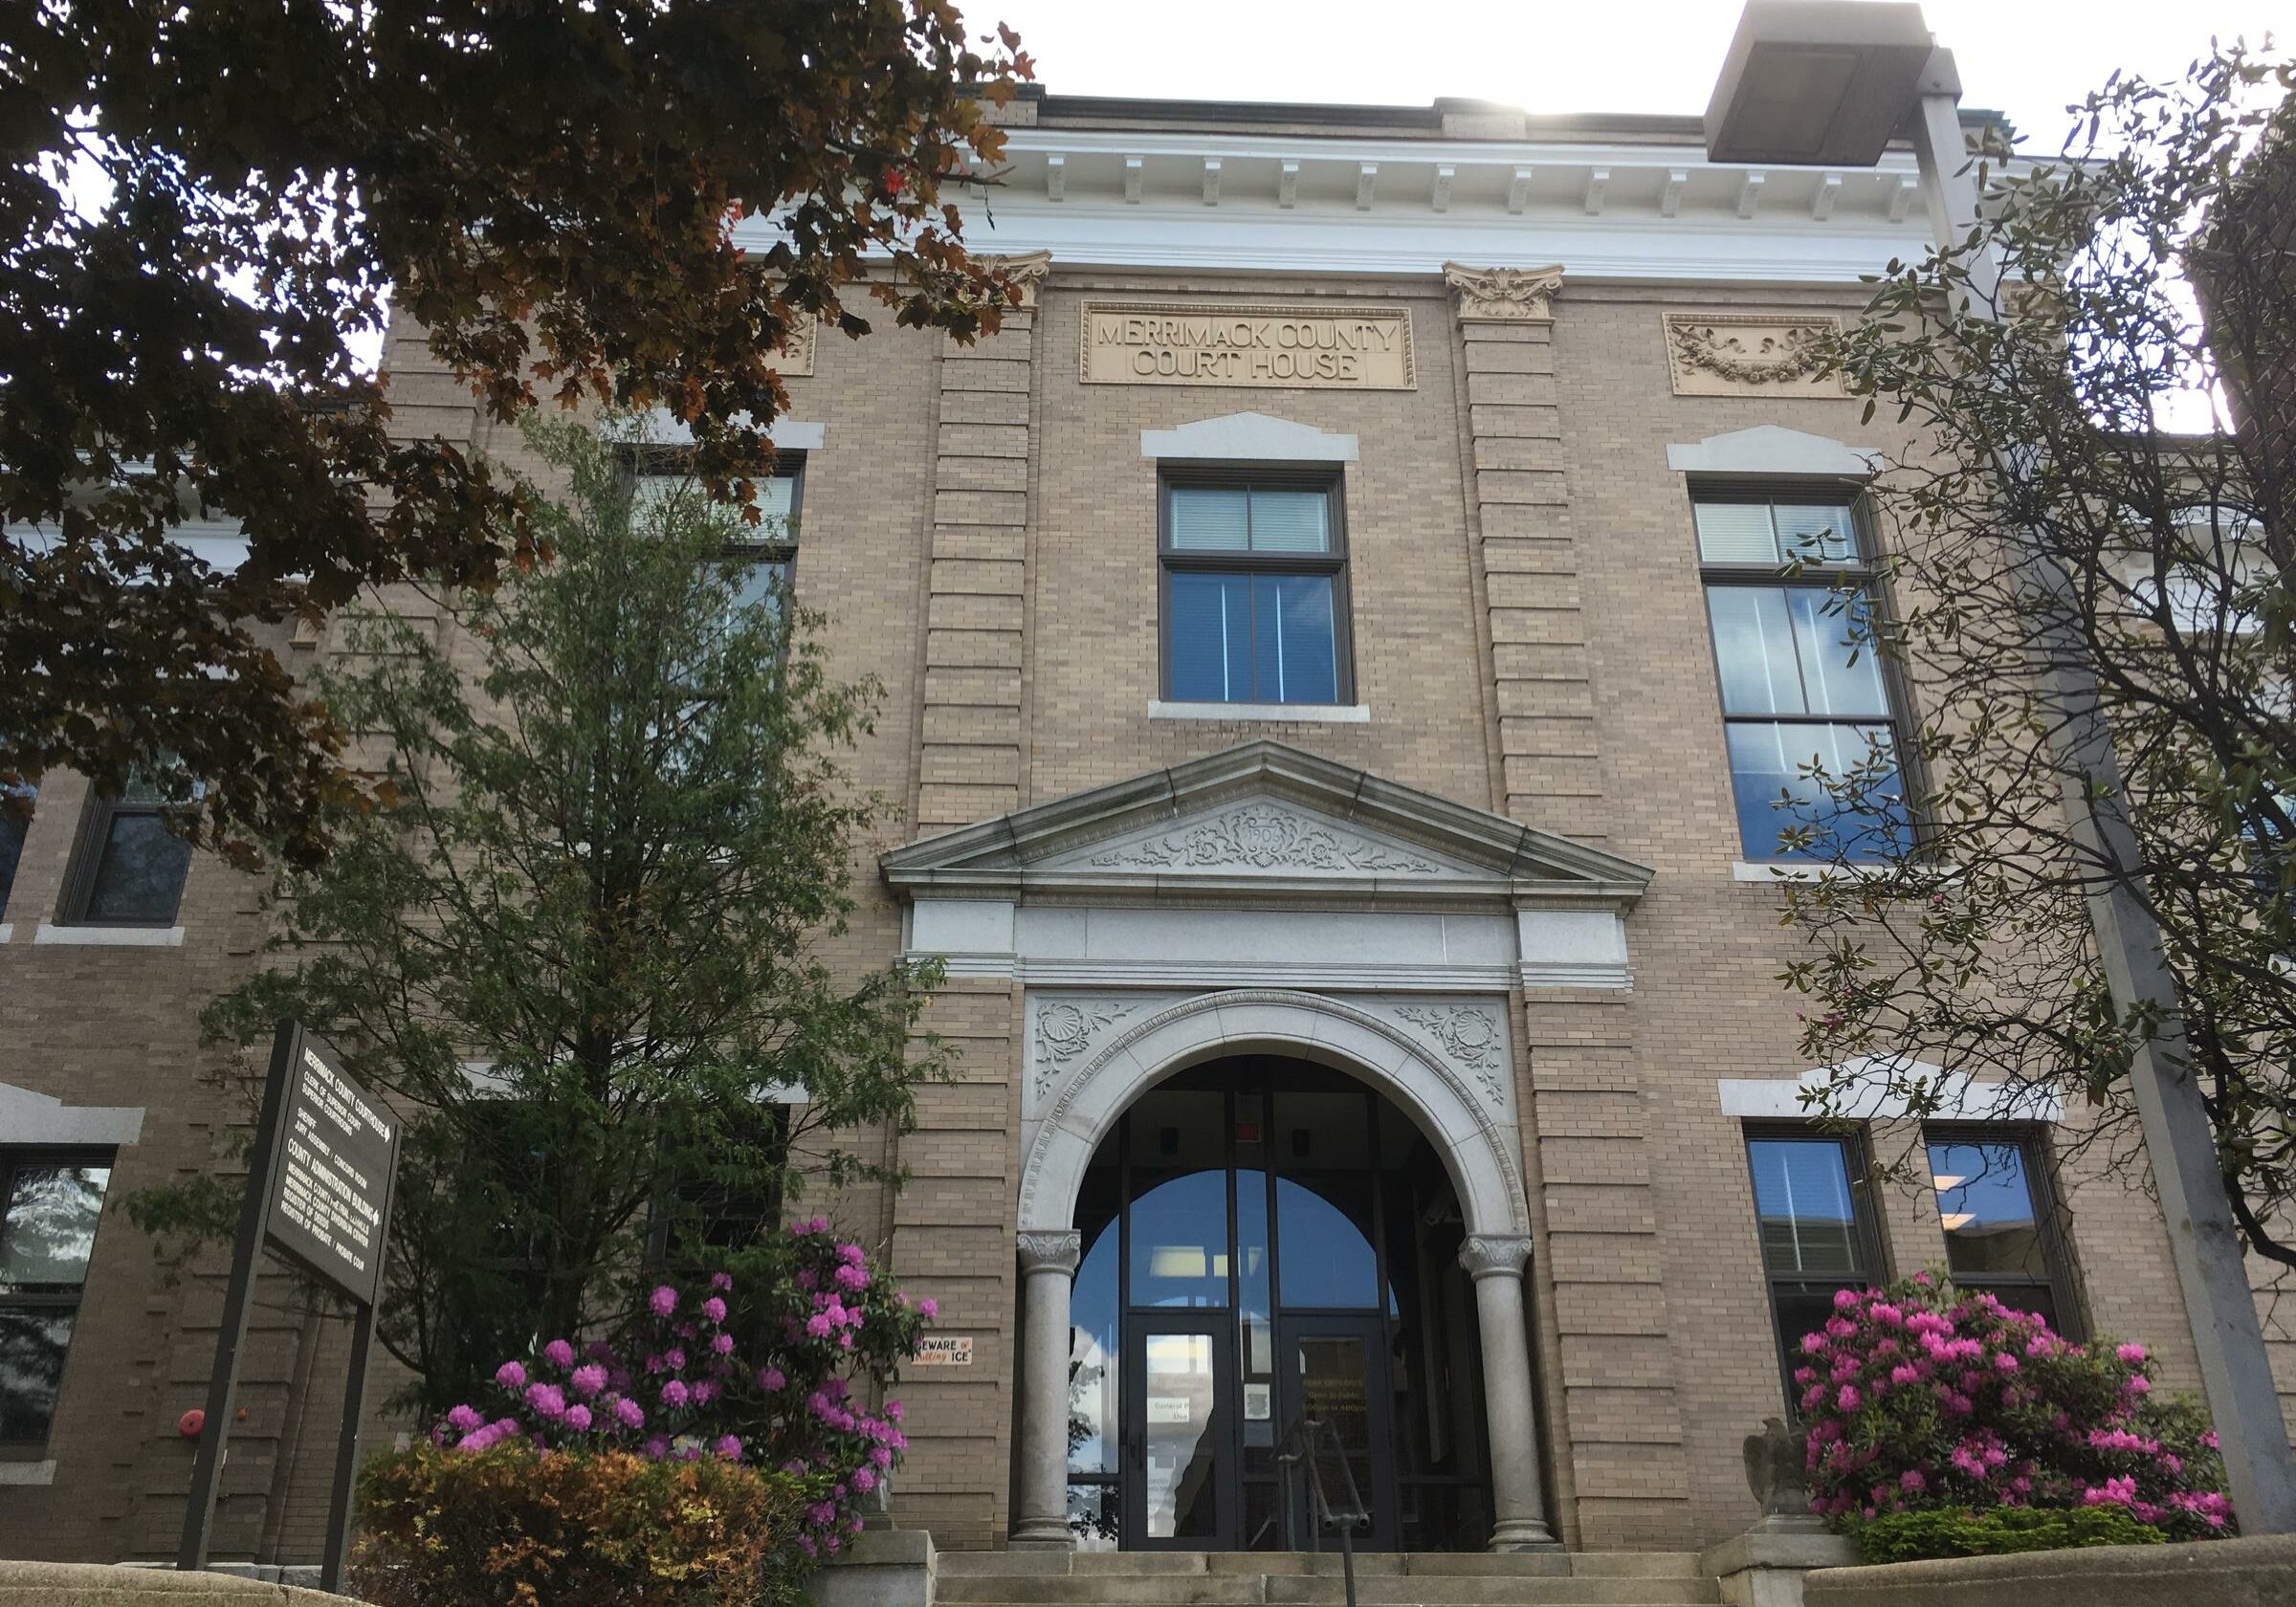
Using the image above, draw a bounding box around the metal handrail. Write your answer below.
[1273,1413,1366,1607]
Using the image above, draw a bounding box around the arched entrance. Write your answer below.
[1010,990,1554,1553]
[1064,1058,1493,1552]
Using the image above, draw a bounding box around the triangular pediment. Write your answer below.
[881,741,1651,908]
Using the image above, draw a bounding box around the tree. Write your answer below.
[140,416,949,1407]
[1,1,1031,870]
[1773,49,2296,1268]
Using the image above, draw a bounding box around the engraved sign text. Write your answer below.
[1082,302,1414,389]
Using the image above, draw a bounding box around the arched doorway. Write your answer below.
[1011,988,1554,1553]
[1063,1059,1494,1552]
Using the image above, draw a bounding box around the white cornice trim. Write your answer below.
[0,1081,145,1145]
[1669,426,1880,480]
[1140,411,1358,463]
[1718,1062,2064,1124]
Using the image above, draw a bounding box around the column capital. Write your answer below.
[980,248,1054,308]
[1443,262,1564,323]
[1017,1228,1083,1274]
[1458,1233,1534,1281]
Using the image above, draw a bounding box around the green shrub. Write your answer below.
[352,1443,804,1607]
[1850,1505,2169,1564]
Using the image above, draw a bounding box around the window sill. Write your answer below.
[0,1460,56,1486]
[1148,700,1370,724]
[1733,860,1958,886]
[33,922,187,947]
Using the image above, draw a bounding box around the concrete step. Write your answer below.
[938,1580,1718,1607]
[938,1553,1701,1582]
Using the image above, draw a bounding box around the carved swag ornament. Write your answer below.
[1663,314,1843,396]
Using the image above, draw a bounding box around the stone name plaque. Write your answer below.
[1081,302,1415,389]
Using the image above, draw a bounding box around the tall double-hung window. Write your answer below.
[1159,475,1350,707]
[632,452,805,618]
[1698,493,1909,861]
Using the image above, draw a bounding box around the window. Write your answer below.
[1697,492,1910,861]
[60,773,195,926]
[0,1152,113,1445]
[633,452,804,619]
[1925,1133,2078,1333]
[1744,1128,1885,1399]
[649,1103,790,1266]
[1160,474,1350,706]
[0,782,31,917]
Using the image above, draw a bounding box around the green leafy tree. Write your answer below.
[147,416,947,1406]
[1774,50,2296,1266]
[2,0,1031,869]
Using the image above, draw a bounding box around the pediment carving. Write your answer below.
[1078,803,1448,876]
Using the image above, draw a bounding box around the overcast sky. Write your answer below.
[982,0,2288,157]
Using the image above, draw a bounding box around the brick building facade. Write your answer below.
[5,85,2294,1565]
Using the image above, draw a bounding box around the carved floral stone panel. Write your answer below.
[1663,313,1845,398]
[777,312,816,378]
[1030,998,1141,1097]
[1388,1002,1510,1109]
[1085,804,1443,875]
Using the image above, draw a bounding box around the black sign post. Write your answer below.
[179,1021,400,1593]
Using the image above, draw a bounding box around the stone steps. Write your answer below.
[932,1552,1718,1607]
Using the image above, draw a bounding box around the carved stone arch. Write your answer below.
[1016,987,1529,1238]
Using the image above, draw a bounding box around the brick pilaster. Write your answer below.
[1447,264,1605,841]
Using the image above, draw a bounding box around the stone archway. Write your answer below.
[1008,989,1555,1552]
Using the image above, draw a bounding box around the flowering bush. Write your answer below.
[421,1219,936,1580]
[1797,1275,2231,1540]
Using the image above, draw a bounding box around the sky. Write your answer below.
[980,0,2289,159]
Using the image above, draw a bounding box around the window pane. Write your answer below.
[1786,589,1889,717]
[1776,504,1859,564]
[1248,490,1330,553]
[1170,489,1250,551]
[1725,721,1905,862]
[1695,503,1779,564]
[84,813,192,924]
[0,1166,110,1289]
[1128,1090,1230,1308]
[1709,586,1807,715]
[0,787,30,916]
[1748,1138,1864,1276]
[727,557,791,618]
[1168,572,1253,702]
[0,1307,76,1442]
[754,473,798,525]
[1250,574,1338,705]
[1928,1141,2048,1281]
[1773,1282,1855,1364]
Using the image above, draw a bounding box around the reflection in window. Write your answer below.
[0,1156,113,1445]
[0,783,31,916]
[66,772,197,926]
[1744,1132,1880,1405]
[1698,493,1910,862]
[1927,1136,2070,1331]
[1161,477,1349,706]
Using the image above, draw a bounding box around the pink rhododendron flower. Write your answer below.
[711,1272,733,1290]
[613,1397,646,1429]
[495,1361,526,1390]
[570,1364,607,1398]
[650,1285,678,1317]
[523,1382,566,1420]
[541,1339,575,1368]
[715,1435,743,1459]
[660,1380,691,1408]
[759,1366,785,1391]
[2116,1343,2147,1365]
[1836,1385,1861,1412]
[851,1466,877,1492]
[712,1332,735,1355]
[918,1298,938,1319]
[807,1312,834,1337]
[701,1297,727,1324]
[446,1403,482,1431]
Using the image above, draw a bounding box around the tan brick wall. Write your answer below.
[7,261,2290,1564]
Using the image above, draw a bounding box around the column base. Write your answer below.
[1488,1517,1563,1552]
[1006,1522,1076,1551]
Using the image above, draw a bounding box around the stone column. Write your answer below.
[1461,1234,1559,1551]
[1011,1228,1082,1547]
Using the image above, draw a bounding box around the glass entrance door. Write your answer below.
[1071,1059,1494,1552]
[1123,1315,1239,1549]
[1279,1313,1398,1552]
